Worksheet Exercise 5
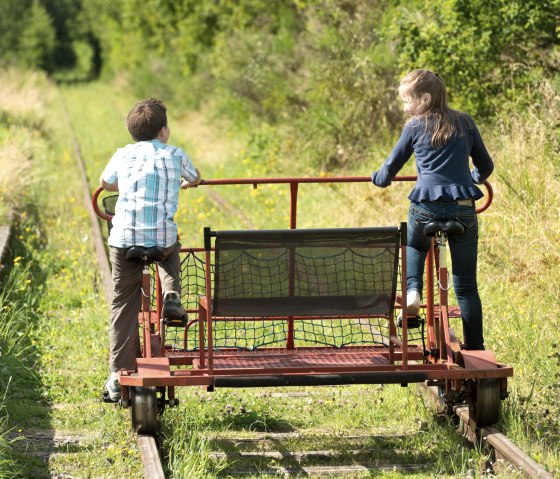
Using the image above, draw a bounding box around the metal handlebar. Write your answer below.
[91,177,493,220]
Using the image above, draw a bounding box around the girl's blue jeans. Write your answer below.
[407,200,484,350]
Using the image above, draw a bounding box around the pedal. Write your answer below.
[163,317,187,327]
[397,314,424,329]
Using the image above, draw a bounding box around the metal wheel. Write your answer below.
[130,386,158,435]
[469,378,500,426]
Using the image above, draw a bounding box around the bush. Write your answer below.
[385,0,560,117]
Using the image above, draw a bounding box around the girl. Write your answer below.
[371,69,493,350]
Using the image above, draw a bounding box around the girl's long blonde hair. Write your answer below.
[399,69,469,147]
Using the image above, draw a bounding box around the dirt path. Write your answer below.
[175,108,243,168]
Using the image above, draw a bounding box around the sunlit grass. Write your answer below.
[0,68,52,125]
[0,230,44,479]
[78,79,559,476]
[0,69,50,222]
[2,70,558,477]
[0,72,145,478]
[476,82,560,471]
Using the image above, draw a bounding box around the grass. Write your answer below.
[0,68,558,477]
[0,69,50,223]
[0,260,39,479]
[0,70,144,478]
[478,82,560,468]
[159,385,491,478]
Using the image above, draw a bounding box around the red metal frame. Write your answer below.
[92,176,510,393]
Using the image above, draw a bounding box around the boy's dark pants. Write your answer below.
[108,241,182,373]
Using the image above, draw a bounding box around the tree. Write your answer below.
[0,0,33,66]
[19,0,57,71]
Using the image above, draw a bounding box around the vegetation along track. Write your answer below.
[69,109,165,479]
[69,107,553,478]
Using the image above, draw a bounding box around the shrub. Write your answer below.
[385,0,560,117]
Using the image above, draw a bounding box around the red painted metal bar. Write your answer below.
[119,363,513,388]
[439,264,455,364]
[92,177,493,220]
[204,249,214,374]
[197,303,206,369]
[400,240,409,369]
[141,267,153,359]
[425,247,436,355]
[285,183,299,349]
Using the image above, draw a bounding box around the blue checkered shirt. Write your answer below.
[101,140,198,248]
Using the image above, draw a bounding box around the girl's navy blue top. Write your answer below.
[371,113,494,201]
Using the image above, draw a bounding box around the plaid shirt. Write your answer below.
[101,140,198,248]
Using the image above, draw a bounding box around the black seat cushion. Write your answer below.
[423,220,464,237]
[125,246,166,262]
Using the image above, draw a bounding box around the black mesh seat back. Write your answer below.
[102,194,118,216]
[213,227,401,317]
[102,194,119,235]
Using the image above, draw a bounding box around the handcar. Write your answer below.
[92,176,512,436]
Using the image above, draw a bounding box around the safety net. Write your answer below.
[139,226,435,352]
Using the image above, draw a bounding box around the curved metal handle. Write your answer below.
[92,186,112,221]
[476,181,493,214]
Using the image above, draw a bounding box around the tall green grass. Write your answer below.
[477,80,560,466]
[0,243,44,479]
[0,70,145,478]
[0,69,51,223]
[1,68,558,477]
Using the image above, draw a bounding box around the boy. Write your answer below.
[100,98,202,402]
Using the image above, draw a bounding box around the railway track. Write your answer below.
[67,107,165,479]
[69,112,554,478]
[424,386,554,479]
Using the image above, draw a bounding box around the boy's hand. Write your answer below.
[181,179,201,189]
[100,177,119,191]
[181,168,202,189]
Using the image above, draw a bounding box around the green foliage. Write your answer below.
[290,0,402,168]
[0,0,103,80]
[385,0,560,115]
[18,1,56,71]
[200,0,403,169]
[3,0,557,167]
[0,0,32,67]
[0,402,17,479]
[0,230,46,479]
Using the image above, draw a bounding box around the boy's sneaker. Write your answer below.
[102,376,121,403]
[162,291,187,325]
[397,290,422,328]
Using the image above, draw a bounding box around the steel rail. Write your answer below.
[138,435,165,479]
[64,99,113,303]
[66,100,165,479]
[425,386,553,478]
[456,405,554,479]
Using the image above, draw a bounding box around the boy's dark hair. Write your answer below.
[126,98,167,141]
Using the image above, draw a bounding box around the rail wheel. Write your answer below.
[130,386,157,435]
[469,378,500,426]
